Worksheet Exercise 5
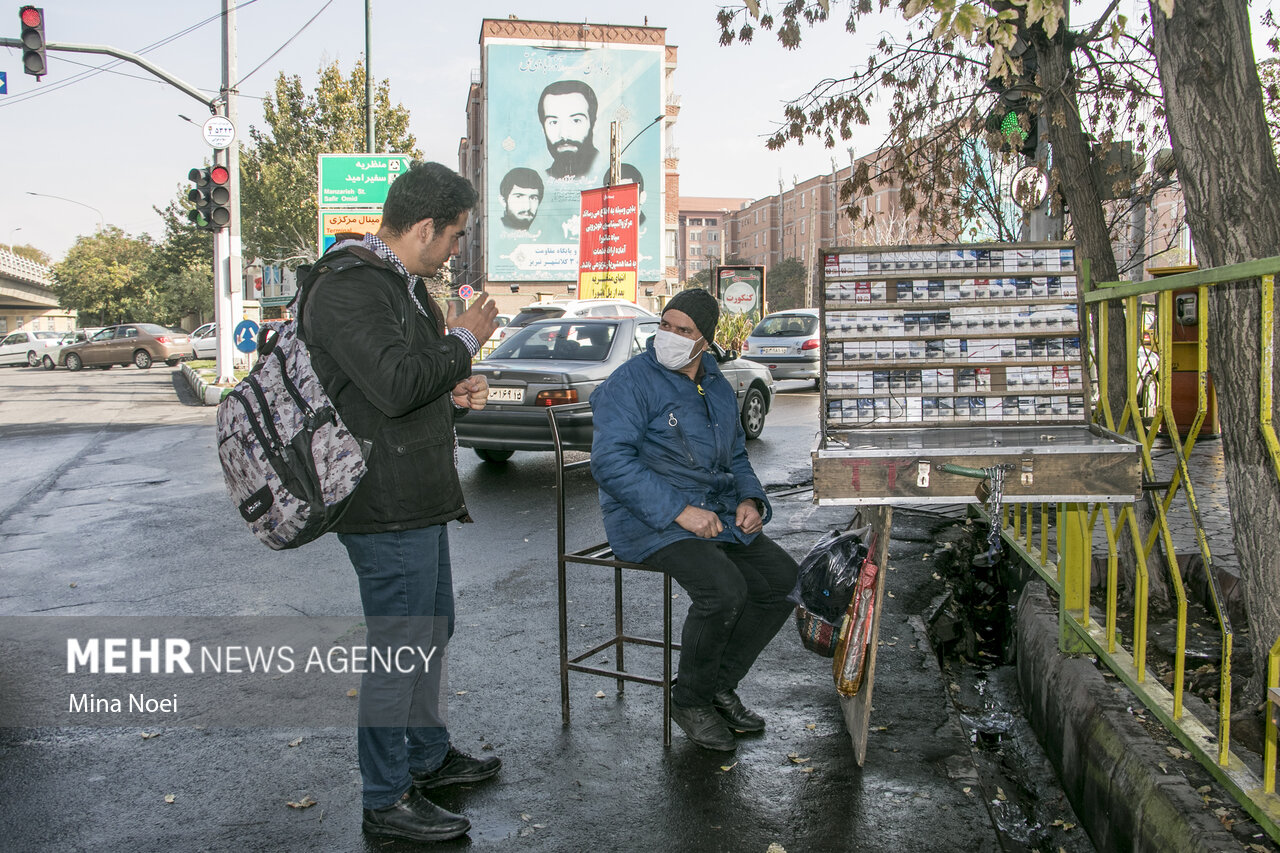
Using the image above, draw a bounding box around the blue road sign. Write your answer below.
[0,72,7,95]
[234,320,260,353]
[458,284,475,300]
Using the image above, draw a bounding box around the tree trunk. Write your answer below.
[1151,0,1280,704]
[1038,22,1168,607]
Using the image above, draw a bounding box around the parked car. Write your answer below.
[0,329,64,367]
[457,316,774,463]
[190,323,217,360]
[741,308,822,385]
[495,298,655,342]
[58,323,191,371]
[40,329,90,369]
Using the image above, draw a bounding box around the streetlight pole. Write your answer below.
[7,227,21,247]
[25,192,104,231]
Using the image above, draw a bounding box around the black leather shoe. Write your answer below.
[670,702,737,751]
[713,689,766,733]
[362,788,470,842]
[412,744,502,790]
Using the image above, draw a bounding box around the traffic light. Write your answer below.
[187,165,231,231]
[984,32,1039,160]
[19,6,46,78]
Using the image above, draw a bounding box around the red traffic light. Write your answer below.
[209,165,230,185]
[20,6,41,27]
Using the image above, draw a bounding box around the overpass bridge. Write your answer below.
[0,249,73,334]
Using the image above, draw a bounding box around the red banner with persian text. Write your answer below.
[577,183,639,301]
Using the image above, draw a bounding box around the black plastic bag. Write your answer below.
[786,527,870,624]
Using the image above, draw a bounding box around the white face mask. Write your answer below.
[654,329,703,370]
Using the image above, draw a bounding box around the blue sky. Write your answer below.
[0,0,897,260]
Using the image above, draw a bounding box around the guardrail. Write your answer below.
[987,258,1280,840]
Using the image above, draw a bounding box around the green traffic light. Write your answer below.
[1000,110,1027,143]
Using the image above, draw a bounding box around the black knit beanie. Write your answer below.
[664,288,719,342]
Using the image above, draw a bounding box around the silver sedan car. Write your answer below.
[456,316,775,463]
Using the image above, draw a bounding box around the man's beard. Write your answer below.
[502,211,533,230]
[546,140,598,179]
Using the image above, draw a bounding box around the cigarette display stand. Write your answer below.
[811,242,1142,764]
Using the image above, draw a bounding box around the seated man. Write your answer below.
[589,289,799,752]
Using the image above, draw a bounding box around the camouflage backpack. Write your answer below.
[215,249,392,549]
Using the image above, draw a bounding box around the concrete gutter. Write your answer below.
[179,362,231,406]
[1016,582,1244,853]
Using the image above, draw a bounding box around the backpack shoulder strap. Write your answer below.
[294,244,417,347]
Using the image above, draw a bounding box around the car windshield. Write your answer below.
[34,331,62,340]
[487,322,617,361]
[751,314,819,338]
[137,323,172,335]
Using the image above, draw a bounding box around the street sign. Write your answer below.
[202,115,236,149]
[234,320,259,353]
[319,154,410,207]
[457,284,475,300]
[0,71,7,94]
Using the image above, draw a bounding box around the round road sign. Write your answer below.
[203,116,236,149]
[234,320,260,353]
[458,284,475,300]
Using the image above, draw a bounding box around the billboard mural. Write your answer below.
[484,41,663,283]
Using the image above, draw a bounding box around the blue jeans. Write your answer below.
[339,525,456,809]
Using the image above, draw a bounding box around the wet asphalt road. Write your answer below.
[0,365,1023,852]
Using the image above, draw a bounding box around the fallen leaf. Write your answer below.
[995,787,1007,801]
[519,827,535,837]
[1196,785,1211,794]
[805,723,816,731]
[594,690,606,698]
[1165,746,1190,760]
[875,725,890,732]
[962,786,972,794]
[69,582,78,588]
[520,813,532,822]
[140,732,160,740]
[286,796,317,809]
[164,794,176,804]
[532,823,545,829]
[346,688,358,698]
[800,766,815,773]
[456,690,468,696]
[766,844,788,853]
[1158,762,1169,773]
[287,737,303,748]
[786,753,810,764]
[720,762,738,772]
[887,591,895,597]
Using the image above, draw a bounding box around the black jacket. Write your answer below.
[302,245,474,533]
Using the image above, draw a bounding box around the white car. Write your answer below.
[496,299,655,342]
[190,323,217,360]
[0,329,64,367]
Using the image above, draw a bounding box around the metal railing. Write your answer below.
[986,257,1280,840]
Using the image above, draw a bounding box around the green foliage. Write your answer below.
[1,243,52,265]
[239,59,421,263]
[715,312,757,353]
[156,263,214,325]
[766,257,807,312]
[51,227,158,326]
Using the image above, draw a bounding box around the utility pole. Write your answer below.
[212,0,243,385]
[365,0,375,153]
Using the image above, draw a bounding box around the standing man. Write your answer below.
[303,161,501,842]
[538,79,600,180]
[499,167,544,233]
[589,289,800,752]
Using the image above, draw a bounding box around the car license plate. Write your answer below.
[761,346,787,355]
[488,386,524,403]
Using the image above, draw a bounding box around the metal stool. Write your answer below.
[547,403,680,745]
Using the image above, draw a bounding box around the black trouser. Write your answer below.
[646,533,799,708]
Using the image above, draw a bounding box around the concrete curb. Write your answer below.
[1015,582,1242,853]
[180,362,231,406]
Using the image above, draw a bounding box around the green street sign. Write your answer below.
[318,154,411,207]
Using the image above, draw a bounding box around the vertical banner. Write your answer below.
[578,184,639,301]
[717,265,766,320]
[484,42,663,283]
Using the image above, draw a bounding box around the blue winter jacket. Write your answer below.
[590,341,772,563]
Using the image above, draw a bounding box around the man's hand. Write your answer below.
[451,375,489,410]
[447,292,500,342]
[735,499,763,535]
[675,505,723,539]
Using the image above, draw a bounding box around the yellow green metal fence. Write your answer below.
[985,258,1280,840]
